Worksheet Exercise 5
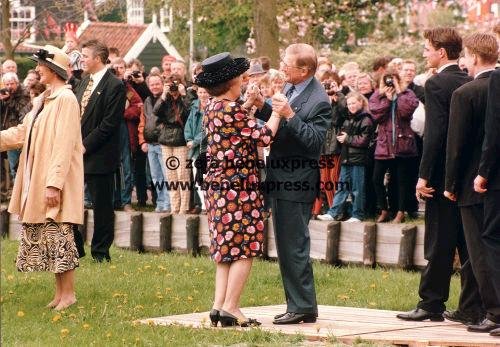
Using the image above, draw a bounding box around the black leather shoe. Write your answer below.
[443,310,484,325]
[209,309,220,327]
[273,312,316,325]
[396,308,444,321]
[467,318,500,333]
[489,327,500,336]
[274,312,288,319]
[219,310,261,327]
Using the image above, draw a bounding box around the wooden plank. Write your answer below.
[1,207,9,237]
[8,213,21,241]
[142,212,161,251]
[363,223,377,267]
[198,215,210,249]
[86,209,94,246]
[266,217,277,258]
[114,211,131,248]
[171,214,188,251]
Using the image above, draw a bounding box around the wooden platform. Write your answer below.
[138,305,500,346]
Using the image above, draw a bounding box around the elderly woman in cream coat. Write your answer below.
[0,45,83,311]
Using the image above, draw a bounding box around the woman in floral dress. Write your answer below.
[195,52,281,327]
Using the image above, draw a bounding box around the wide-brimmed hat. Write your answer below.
[248,63,266,76]
[29,45,69,80]
[195,52,249,88]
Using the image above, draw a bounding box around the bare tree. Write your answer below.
[253,0,279,67]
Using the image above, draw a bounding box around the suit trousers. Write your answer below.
[417,195,482,314]
[85,173,115,261]
[271,198,317,315]
[461,204,500,322]
[483,190,500,317]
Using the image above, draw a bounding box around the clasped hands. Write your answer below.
[244,84,294,120]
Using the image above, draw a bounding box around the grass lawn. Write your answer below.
[1,239,460,346]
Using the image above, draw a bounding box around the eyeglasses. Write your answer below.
[281,61,307,71]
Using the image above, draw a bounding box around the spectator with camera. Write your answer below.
[125,59,152,102]
[0,72,31,180]
[155,73,191,214]
[318,91,374,222]
[369,68,419,223]
[111,58,143,211]
[138,74,171,213]
[356,72,375,100]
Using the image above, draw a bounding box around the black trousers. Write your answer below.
[483,190,500,317]
[271,198,317,315]
[461,204,500,321]
[373,157,417,212]
[134,148,148,205]
[85,173,115,261]
[417,195,482,314]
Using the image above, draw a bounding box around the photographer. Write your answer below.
[0,72,31,179]
[125,59,152,102]
[312,70,346,219]
[155,73,191,214]
[369,68,419,223]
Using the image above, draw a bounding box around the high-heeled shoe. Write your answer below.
[209,309,220,327]
[219,310,261,327]
[376,210,390,223]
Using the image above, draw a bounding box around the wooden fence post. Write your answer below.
[130,213,143,252]
[159,215,172,252]
[325,221,341,265]
[363,223,377,268]
[398,225,417,270]
[1,207,9,238]
[186,215,200,256]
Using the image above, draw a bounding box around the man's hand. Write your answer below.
[0,92,10,101]
[416,178,435,201]
[141,143,148,153]
[178,84,186,96]
[45,187,61,208]
[474,175,488,193]
[336,132,347,143]
[444,191,457,201]
[186,141,193,149]
[245,84,264,110]
[272,93,294,119]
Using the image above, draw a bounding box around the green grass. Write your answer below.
[1,240,460,346]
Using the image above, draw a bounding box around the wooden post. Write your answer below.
[77,209,88,243]
[363,223,377,268]
[325,221,341,265]
[186,215,200,256]
[0,207,9,238]
[398,225,417,270]
[129,213,143,252]
[159,214,172,252]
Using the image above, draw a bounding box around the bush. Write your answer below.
[12,56,36,81]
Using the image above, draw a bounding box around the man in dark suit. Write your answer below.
[252,43,331,324]
[78,40,126,262]
[397,27,483,323]
[444,32,500,332]
[473,27,500,336]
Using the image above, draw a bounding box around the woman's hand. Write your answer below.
[336,131,347,143]
[45,187,61,208]
[178,84,186,96]
[141,143,148,153]
[393,78,402,95]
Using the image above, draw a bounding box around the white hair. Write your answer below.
[2,72,19,83]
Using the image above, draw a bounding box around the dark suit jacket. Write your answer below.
[408,82,425,104]
[256,77,332,202]
[445,71,492,206]
[478,69,500,190]
[77,69,126,175]
[419,64,472,193]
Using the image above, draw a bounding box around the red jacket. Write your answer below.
[124,82,143,153]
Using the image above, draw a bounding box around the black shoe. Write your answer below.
[467,318,500,333]
[209,309,220,327]
[274,312,288,319]
[443,310,484,325]
[396,308,444,321]
[219,310,261,327]
[490,327,500,336]
[273,312,316,325]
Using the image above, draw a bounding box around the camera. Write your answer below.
[169,81,179,92]
[0,88,9,95]
[322,82,331,90]
[383,75,394,88]
[131,71,141,78]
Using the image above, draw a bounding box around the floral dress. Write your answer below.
[204,99,273,263]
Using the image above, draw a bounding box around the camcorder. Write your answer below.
[383,75,395,88]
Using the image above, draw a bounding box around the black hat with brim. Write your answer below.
[195,52,249,88]
[29,45,69,81]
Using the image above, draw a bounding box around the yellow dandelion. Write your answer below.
[7,275,14,281]
[369,302,377,307]
[83,323,90,330]
[110,265,116,269]
[187,296,193,301]
[106,332,112,338]
[144,265,151,270]
[17,311,25,317]
[337,294,349,300]
[370,283,376,288]
[52,314,62,322]
[60,328,69,336]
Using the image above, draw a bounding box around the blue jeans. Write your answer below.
[327,165,366,220]
[147,144,170,211]
[7,149,20,179]
[114,121,133,206]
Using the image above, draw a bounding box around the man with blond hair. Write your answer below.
[445,32,499,332]
[252,43,331,324]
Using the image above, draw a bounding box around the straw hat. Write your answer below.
[29,45,70,81]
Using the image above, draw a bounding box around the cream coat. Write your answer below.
[0,85,84,224]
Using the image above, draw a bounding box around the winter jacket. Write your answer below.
[0,86,31,130]
[339,110,374,166]
[123,82,143,153]
[369,89,419,160]
[154,94,189,147]
[184,98,206,159]
[323,92,348,155]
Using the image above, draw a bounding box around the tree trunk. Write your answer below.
[253,0,279,68]
[1,0,13,59]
